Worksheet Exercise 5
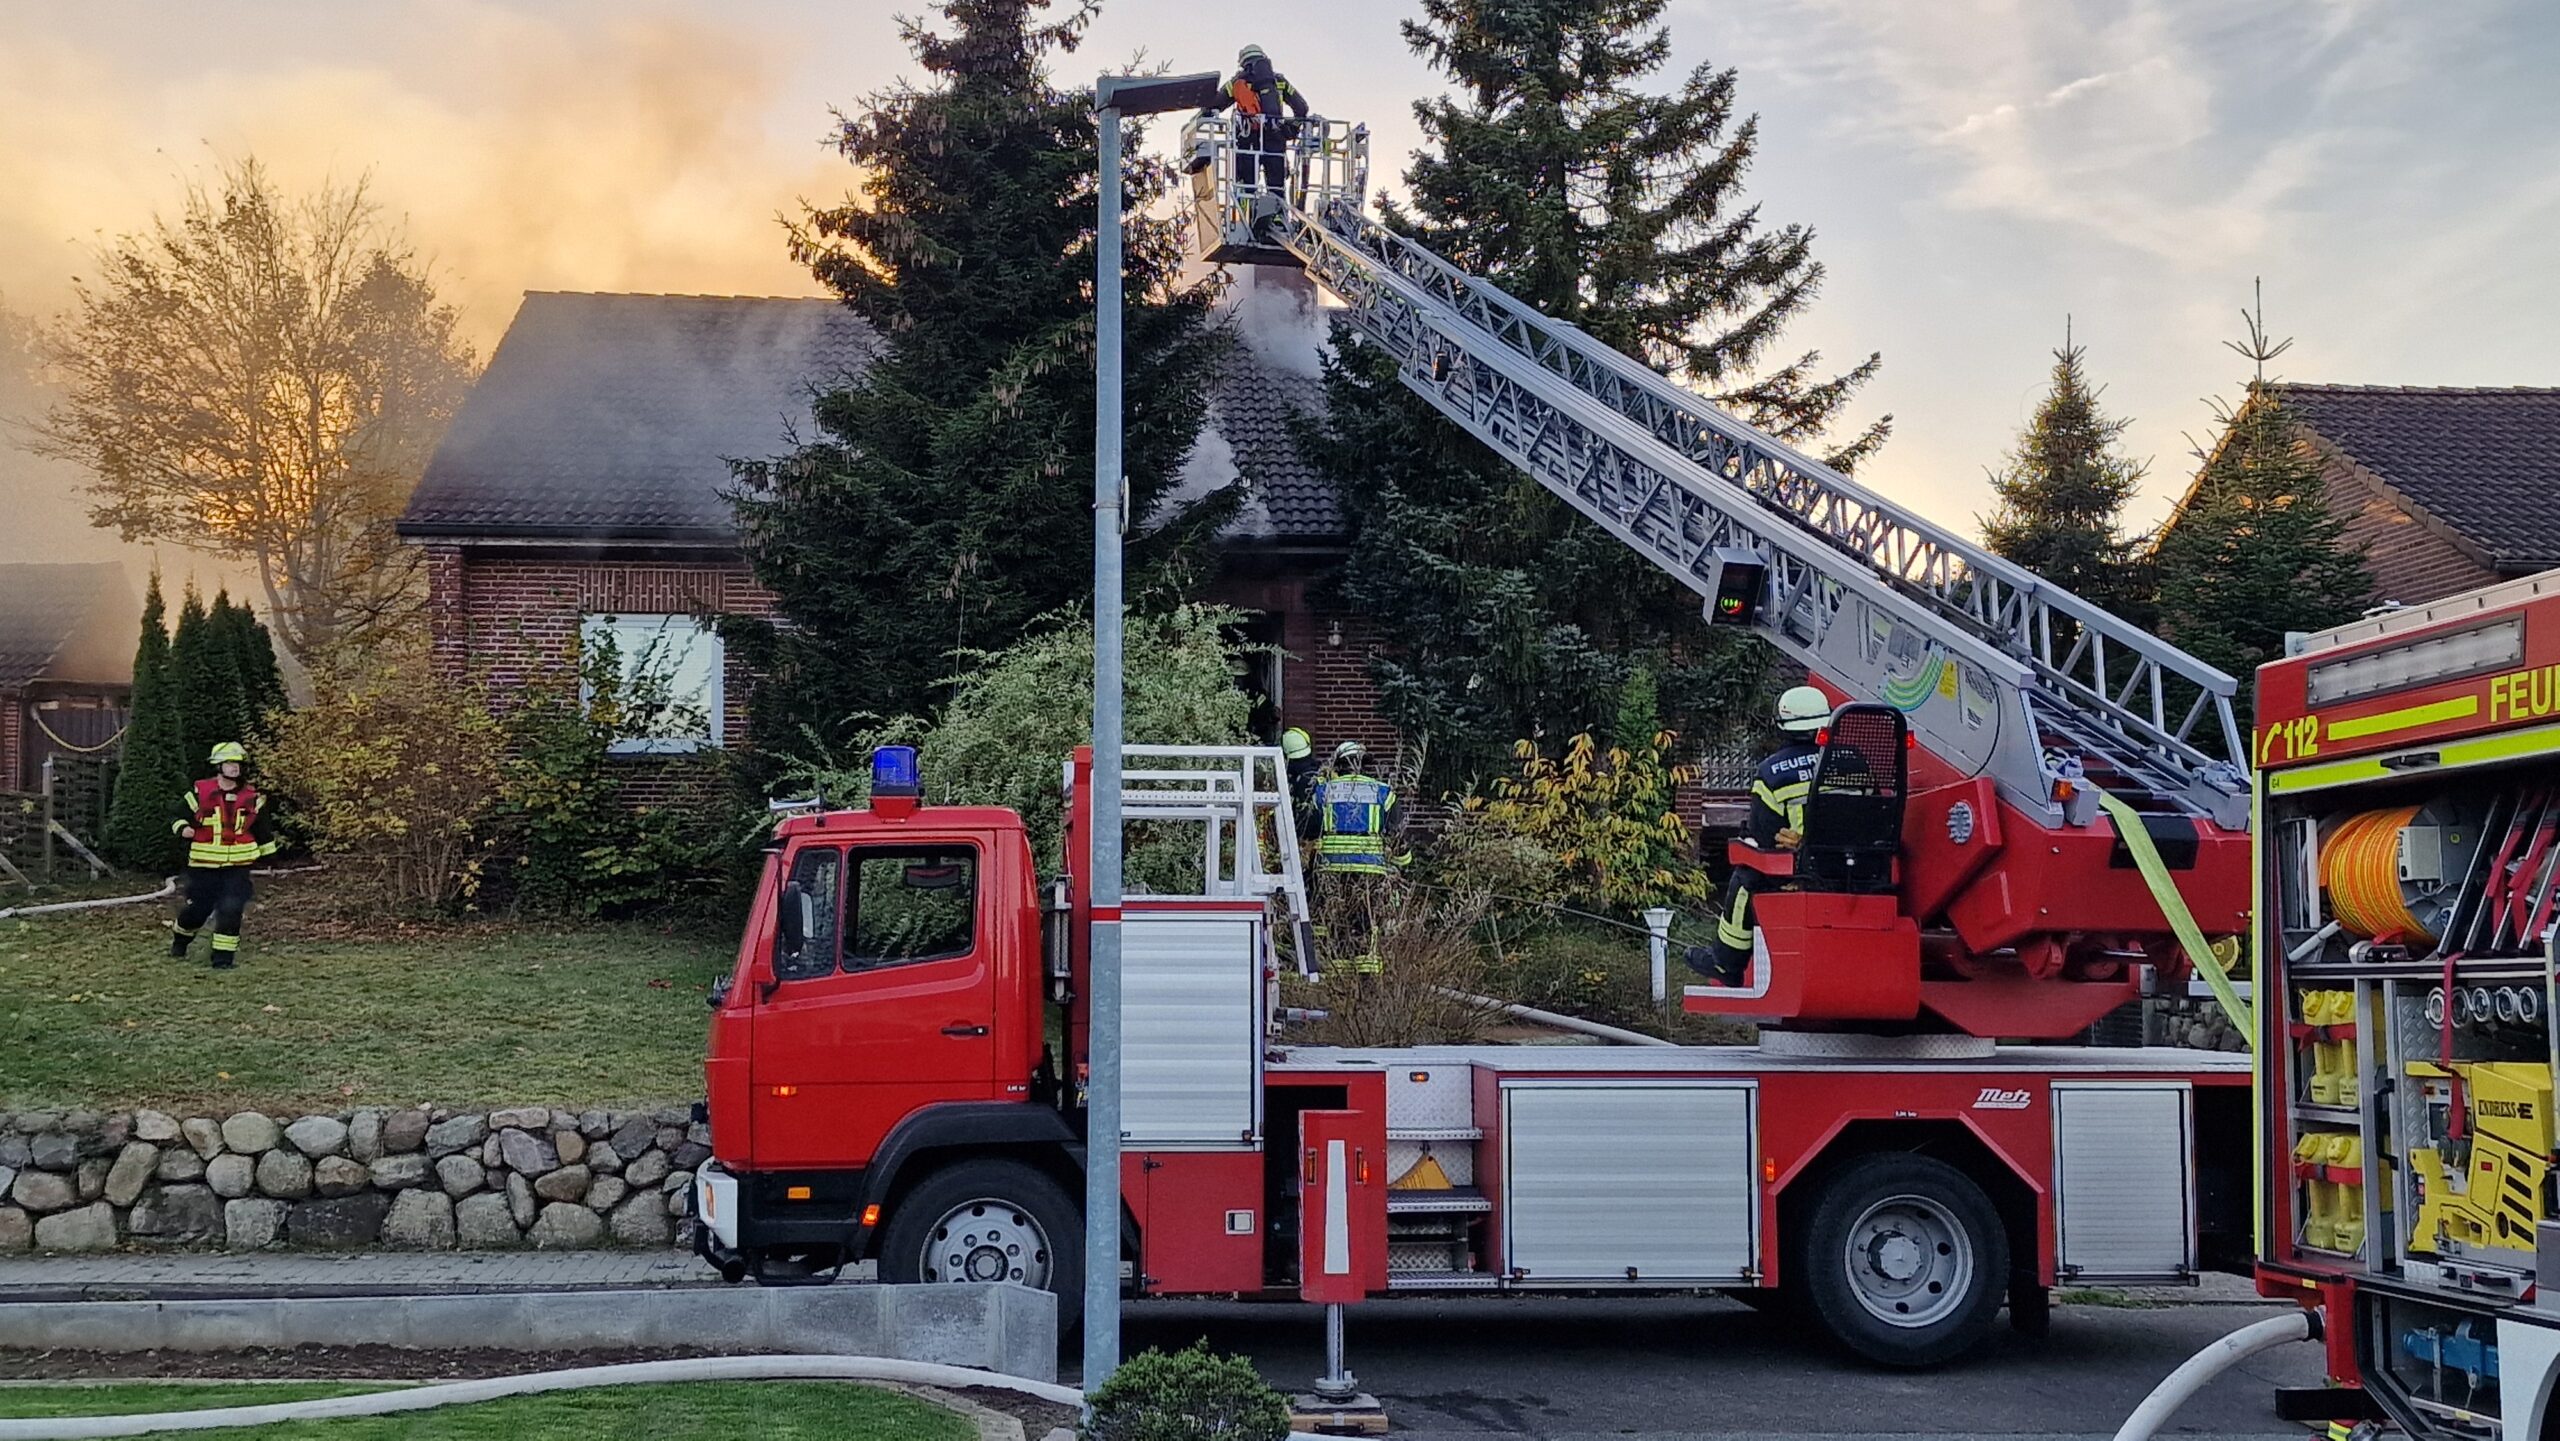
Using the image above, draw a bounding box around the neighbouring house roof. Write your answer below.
[399,293,880,543]
[0,562,133,689]
[2267,385,2560,569]
[402,288,1350,549]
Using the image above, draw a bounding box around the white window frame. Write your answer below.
[579,612,725,755]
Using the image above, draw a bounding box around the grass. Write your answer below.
[2055,1287,2176,1309]
[0,873,737,1112]
[0,1380,973,1439]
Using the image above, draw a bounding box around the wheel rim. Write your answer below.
[919,1197,1053,1288]
[1842,1192,1974,1329]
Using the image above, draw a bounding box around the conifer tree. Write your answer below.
[105,572,186,870]
[1312,0,1886,788]
[2153,293,2370,720]
[168,588,250,774]
[731,0,1227,747]
[1981,324,2152,623]
[216,594,289,737]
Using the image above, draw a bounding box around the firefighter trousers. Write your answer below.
[173,865,255,963]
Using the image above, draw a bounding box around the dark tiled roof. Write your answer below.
[401,293,877,540]
[1207,348,1338,540]
[0,562,127,688]
[2273,384,2560,566]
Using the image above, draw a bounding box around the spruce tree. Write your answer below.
[2153,297,2370,720]
[1312,0,1886,789]
[1981,325,2152,623]
[105,572,186,871]
[216,594,288,737]
[730,0,1226,747]
[168,588,250,774]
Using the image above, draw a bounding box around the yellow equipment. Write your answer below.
[2406,1059,2554,1258]
[2296,1131,2366,1255]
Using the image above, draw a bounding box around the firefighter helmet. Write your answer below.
[1280,727,1312,761]
[1239,44,1266,66]
[208,741,248,765]
[1333,740,1367,771]
[1776,686,1831,733]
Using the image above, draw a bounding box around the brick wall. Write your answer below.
[2315,449,2498,607]
[1204,571,1399,761]
[0,689,19,797]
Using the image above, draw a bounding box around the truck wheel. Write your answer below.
[1797,1153,2007,1368]
[880,1159,1082,1316]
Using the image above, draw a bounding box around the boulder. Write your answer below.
[33,1202,117,1252]
[285,1193,391,1249]
[532,1165,591,1204]
[224,1198,288,1250]
[652,1106,692,1126]
[489,1108,549,1132]
[0,1165,13,1199]
[668,1142,711,1172]
[454,1193,521,1249]
[424,1114,486,1159]
[368,1154,431,1190]
[666,1187,692,1220]
[505,1172,537,1229]
[585,1176,629,1213]
[528,1201,604,1250]
[205,1153,257,1199]
[157,1149,206,1184]
[578,1110,611,1140]
[608,1193,671,1247]
[382,1190,456,1250]
[28,1133,78,1170]
[609,1117,656,1159]
[554,1130,587,1166]
[586,1142,624,1176]
[622,1151,670,1189]
[496,1129,558,1175]
[127,1184,220,1241]
[347,1109,386,1164]
[685,1121,711,1147]
[221,1112,282,1154]
[284,1115,350,1159]
[653,1126,685,1153]
[481,1136,503,1170]
[0,1207,27,1251]
[181,1118,226,1160]
[0,1136,26,1168]
[103,1142,159,1208]
[75,1159,109,1202]
[93,1116,133,1154]
[664,1170,694,1196]
[313,1156,369,1198]
[254,1149,314,1200]
[435,1155,487,1197]
[13,1112,60,1134]
[133,1110,181,1143]
[381,1109,432,1155]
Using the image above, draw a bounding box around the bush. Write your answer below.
[260,645,507,911]
[1082,1343,1290,1441]
[1460,729,1711,919]
[1281,881,1506,1048]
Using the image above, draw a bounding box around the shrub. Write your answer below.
[1460,729,1711,919]
[1281,881,1506,1048]
[260,644,506,911]
[1082,1342,1291,1441]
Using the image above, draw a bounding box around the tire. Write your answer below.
[1796,1153,2008,1368]
[879,1159,1083,1328]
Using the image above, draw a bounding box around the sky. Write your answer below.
[2,0,2554,586]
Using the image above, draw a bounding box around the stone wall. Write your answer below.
[0,1105,709,1255]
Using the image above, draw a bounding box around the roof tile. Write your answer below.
[2274,384,2560,566]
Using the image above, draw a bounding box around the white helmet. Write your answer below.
[1776,685,1831,733]
[1333,740,1367,771]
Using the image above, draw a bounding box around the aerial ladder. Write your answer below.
[1187,116,2254,1039]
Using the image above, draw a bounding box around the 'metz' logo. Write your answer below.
[1973,1088,2033,1110]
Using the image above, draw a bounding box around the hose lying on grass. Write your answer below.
[0,877,177,923]
[0,1355,1085,1439]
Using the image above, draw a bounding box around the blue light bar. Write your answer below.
[871,745,921,799]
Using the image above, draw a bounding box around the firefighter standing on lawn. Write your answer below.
[168,741,278,970]
[1316,740,1401,974]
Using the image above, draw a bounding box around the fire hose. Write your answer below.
[0,877,177,922]
[2108,1309,2322,1441]
[0,1355,1084,1439]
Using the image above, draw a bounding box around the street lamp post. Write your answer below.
[1086,68,1222,1396]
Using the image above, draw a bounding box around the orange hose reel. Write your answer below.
[2319,806,2434,946]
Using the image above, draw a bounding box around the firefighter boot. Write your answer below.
[168,925,194,960]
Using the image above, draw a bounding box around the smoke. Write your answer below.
[1222,266,1330,378]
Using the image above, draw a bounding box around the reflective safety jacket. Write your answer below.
[1316,772,1399,874]
[1747,740,1823,849]
[172,777,277,868]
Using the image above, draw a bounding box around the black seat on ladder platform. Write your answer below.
[1793,703,1907,896]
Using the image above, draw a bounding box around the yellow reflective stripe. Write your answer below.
[210,934,240,952]
[2325,694,2478,741]
[2267,716,2560,793]
[188,843,260,865]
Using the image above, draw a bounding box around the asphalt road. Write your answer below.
[1119,1292,2326,1440]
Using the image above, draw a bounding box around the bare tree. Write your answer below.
[34,159,477,669]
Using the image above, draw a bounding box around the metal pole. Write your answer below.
[1313,1301,1358,1401]
[1083,98,1127,1394]
[1644,906,1673,1005]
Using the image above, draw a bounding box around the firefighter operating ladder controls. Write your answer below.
[1185,112,2254,1039]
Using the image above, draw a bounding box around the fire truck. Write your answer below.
[2251,570,2560,1436]
[690,113,2260,1368]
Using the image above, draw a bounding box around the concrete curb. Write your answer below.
[0,1283,1058,1384]
[899,1384,1028,1441]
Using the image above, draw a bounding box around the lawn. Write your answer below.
[0,874,738,1112]
[0,1380,972,1439]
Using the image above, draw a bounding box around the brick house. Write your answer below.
[0,562,135,793]
[396,278,1395,801]
[2166,385,2560,607]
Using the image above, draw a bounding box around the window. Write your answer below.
[846,848,977,969]
[774,848,842,981]
[580,613,723,754]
